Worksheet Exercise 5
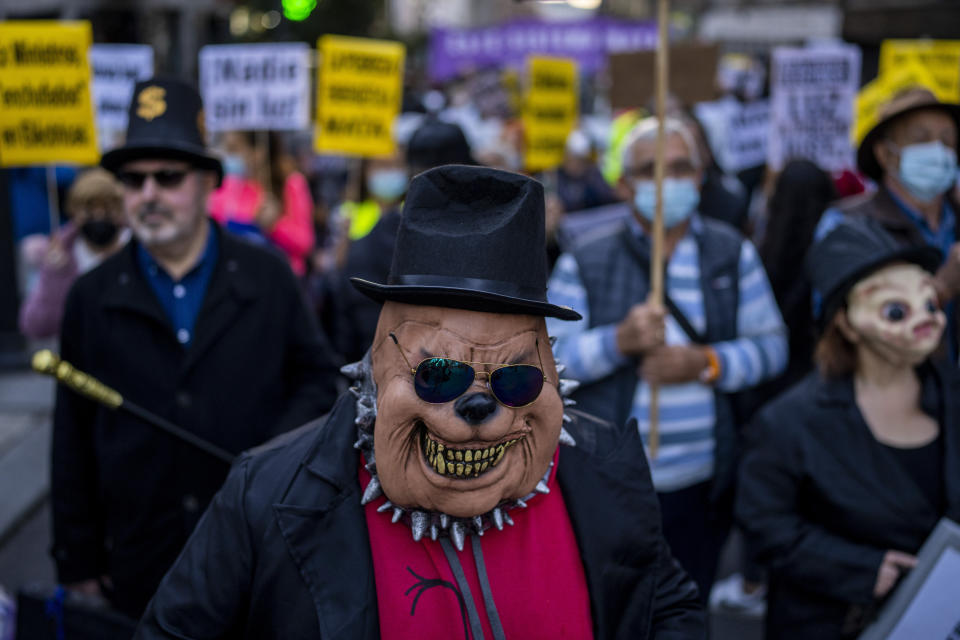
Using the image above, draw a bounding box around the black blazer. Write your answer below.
[135,395,706,639]
[736,361,960,639]
[52,225,341,617]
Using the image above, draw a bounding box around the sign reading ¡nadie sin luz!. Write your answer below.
[315,35,405,157]
[0,21,99,166]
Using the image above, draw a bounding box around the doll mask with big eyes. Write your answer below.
[845,262,946,367]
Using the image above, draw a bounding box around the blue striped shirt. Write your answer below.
[546,214,788,491]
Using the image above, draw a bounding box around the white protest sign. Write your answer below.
[89,44,153,150]
[199,43,310,131]
[768,45,860,172]
[695,97,770,173]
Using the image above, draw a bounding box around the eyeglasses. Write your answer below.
[389,333,551,408]
[116,169,189,190]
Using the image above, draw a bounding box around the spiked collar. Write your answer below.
[340,346,580,552]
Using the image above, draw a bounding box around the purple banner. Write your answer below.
[429,18,658,82]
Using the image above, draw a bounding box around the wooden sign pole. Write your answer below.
[648,0,669,459]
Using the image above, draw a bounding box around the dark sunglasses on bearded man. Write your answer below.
[389,333,552,408]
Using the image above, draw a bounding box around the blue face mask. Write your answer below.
[633,178,701,228]
[897,141,958,202]
[367,169,408,202]
[222,153,246,177]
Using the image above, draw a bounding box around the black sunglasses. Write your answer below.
[116,169,189,190]
[389,333,551,408]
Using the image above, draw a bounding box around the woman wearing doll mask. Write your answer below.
[736,217,960,640]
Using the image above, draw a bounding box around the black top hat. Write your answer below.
[806,216,942,328]
[858,87,960,182]
[101,77,223,185]
[351,165,581,321]
[406,119,475,171]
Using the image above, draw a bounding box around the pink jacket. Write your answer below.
[208,173,315,276]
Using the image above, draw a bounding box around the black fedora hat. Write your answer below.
[858,86,960,182]
[351,165,581,320]
[101,77,223,185]
[806,216,942,329]
[405,119,475,172]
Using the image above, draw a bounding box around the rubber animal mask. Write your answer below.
[344,302,579,549]
[845,262,946,367]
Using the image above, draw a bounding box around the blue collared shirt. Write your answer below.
[136,221,219,348]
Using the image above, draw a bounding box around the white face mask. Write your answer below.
[894,141,958,201]
[367,169,408,202]
[633,178,701,228]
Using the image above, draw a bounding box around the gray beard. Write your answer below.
[341,343,580,552]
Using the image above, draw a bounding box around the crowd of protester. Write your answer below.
[6,60,960,639]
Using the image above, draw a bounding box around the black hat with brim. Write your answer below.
[101,78,223,186]
[351,165,581,321]
[807,216,942,330]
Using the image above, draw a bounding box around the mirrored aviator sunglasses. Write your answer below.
[389,333,548,408]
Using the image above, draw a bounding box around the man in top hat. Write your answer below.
[817,87,960,354]
[51,77,340,618]
[136,165,705,639]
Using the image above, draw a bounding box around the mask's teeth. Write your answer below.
[376,500,393,513]
[361,476,382,505]
[472,516,484,535]
[391,507,404,524]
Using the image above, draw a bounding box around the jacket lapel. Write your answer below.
[100,242,173,330]
[181,231,257,375]
[934,361,960,520]
[813,377,939,527]
[273,398,380,640]
[558,416,657,639]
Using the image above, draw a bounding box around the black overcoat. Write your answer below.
[135,395,706,639]
[736,362,960,639]
[52,225,341,617]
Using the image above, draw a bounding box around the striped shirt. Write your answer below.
[546,214,788,492]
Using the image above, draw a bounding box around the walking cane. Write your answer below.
[648,0,670,459]
[32,350,236,465]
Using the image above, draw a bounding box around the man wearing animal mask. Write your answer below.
[136,166,705,639]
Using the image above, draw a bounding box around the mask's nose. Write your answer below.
[454,392,499,425]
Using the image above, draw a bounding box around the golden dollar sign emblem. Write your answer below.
[136,86,167,122]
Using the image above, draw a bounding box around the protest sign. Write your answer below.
[768,45,860,172]
[879,40,960,103]
[695,97,770,173]
[429,18,656,83]
[199,43,310,132]
[853,61,940,146]
[315,35,405,157]
[0,21,98,166]
[523,56,578,172]
[90,44,153,149]
[610,44,719,110]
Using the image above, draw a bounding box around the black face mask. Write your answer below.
[80,220,120,247]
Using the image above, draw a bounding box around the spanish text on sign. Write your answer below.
[523,56,578,172]
[0,21,98,166]
[315,35,405,157]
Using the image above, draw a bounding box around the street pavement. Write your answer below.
[0,359,762,639]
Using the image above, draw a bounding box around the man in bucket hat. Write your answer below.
[817,87,960,355]
[51,77,340,618]
[136,165,705,639]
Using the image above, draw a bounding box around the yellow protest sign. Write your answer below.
[523,57,578,172]
[0,21,98,166]
[879,40,960,102]
[315,35,404,157]
[853,61,940,146]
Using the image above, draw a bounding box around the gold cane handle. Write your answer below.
[32,350,123,409]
